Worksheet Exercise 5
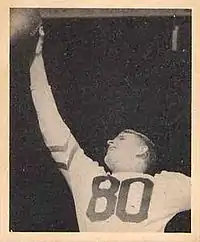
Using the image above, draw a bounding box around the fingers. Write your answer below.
[35,26,45,55]
[39,25,45,37]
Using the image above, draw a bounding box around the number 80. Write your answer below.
[86,176,154,223]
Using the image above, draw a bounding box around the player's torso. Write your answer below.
[71,172,177,232]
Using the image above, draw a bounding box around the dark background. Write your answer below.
[10,15,191,232]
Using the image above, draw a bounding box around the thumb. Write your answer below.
[35,26,45,55]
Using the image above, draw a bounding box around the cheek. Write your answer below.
[118,143,133,154]
[112,148,131,163]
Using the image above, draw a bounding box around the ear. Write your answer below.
[136,145,148,157]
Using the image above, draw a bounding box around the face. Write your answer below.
[104,132,145,172]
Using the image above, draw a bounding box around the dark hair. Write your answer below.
[121,129,157,172]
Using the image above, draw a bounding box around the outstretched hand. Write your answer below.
[35,26,45,56]
[30,26,45,69]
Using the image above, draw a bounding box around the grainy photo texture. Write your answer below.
[10,8,191,232]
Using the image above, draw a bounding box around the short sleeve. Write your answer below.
[156,171,191,212]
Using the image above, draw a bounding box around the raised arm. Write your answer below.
[30,27,80,172]
[30,27,105,187]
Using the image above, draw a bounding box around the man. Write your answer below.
[29,26,190,232]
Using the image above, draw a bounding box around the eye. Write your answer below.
[118,136,125,140]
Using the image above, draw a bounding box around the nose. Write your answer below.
[107,139,114,146]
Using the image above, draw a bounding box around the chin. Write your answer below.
[104,156,115,171]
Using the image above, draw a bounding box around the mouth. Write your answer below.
[108,146,116,151]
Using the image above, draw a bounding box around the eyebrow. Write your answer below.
[118,133,130,138]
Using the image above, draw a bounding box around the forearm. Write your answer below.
[30,54,49,89]
[30,54,70,147]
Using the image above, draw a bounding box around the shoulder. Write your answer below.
[154,170,191,184]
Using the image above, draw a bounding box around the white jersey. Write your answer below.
[49,132,191,232]
[30,83,191,232]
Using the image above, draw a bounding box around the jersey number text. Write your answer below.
[86,176,154,222]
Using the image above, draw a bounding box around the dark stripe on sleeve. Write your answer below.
[66,143,79,170]
[57,162,68,170]
[48,140,69,152]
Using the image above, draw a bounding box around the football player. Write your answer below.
[29,26,191,232]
